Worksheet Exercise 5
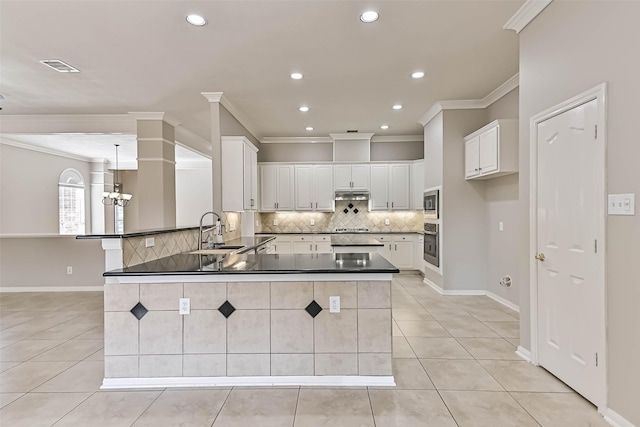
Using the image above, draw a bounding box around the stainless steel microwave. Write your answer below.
[424,190,439,219]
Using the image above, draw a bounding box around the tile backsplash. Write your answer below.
[259,201,422,233]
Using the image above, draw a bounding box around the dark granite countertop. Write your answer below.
[222,235,275,251]
[257,231,423,236]
[330,236,383,247]
[76,225,199,240]
[104,252,399,276]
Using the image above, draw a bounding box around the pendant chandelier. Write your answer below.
[102,144,132,207]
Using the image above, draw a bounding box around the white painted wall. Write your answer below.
[520,2,640,423]
[176,167,213,227]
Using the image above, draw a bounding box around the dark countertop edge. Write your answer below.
[257,231,423,235]
[76,226,200,240]
[331,243,384,247]
[229,235,276,252]
[104,268,399,277]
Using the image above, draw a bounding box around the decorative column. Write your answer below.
[129,112,177,230]
[201,92,223,214]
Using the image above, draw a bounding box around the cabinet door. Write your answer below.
[260,165,277,211]
[411,161,424,210]
[465,136,480,178]
[351,164,370,190]
[243,146,258,210]
[273,241,292,254]
[390,164,410,210]
[276,165,294,210]
[392,241,414,269]
[479,126,499,175]
[314,165,334,211]
[293,242,314,254]
[334,164,352,190]
[295,165,313,211]
[415,236,425,274]
[370,164,389,211]
[315,242,333,253]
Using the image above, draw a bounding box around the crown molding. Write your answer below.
[0,138,93,163]
[261,136,333,144]
[371,135,424,143]
[418,73,520,126]
[504,0,553,33]
[0,114,136,134]
[201,92,223,103]
[175,127,212,158]
[330,133,375,141]
[127,112,165,121]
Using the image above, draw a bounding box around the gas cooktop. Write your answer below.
[334,227,370,233]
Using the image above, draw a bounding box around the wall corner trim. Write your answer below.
[516,346,533,363]
[418,73,519,127]
[603,408,636,427]
[503,0,553,34]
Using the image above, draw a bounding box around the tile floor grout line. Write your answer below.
[49,390,97,426]
[210,387,233,426]
[434,388,461,426]
[366,386,378,427]
[506,389,544,427]
[291,386,301,427]
[127,388,166,427]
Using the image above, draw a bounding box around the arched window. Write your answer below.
[59,168,86,234]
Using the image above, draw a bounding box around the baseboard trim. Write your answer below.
[0,286,104,292]
[516,346,532,363]
[421,278,520,312]
[604,408,636,427]
[102,375,396,389]
[486,291,520,313]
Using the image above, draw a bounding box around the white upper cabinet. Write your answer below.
[334,164,370,191]
[260,164,294,211]
[369,163,410,211]
[294,164,334,211]
[221,136,258,212]
[410,160,424,210]
[464,119,518,180]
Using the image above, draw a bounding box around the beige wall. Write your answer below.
[120,170,139,233]
[520,2,640,423]
[220,106,261,148]
[0,143,92,234]
[0,237,104,288]
[485,88,519,303]
[259,143,333,163]
[370,141,423,161]
[176,168,213,227]
[423,112,444,190]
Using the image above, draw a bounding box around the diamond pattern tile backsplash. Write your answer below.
[122,211,243,267]
[259,201,423,233]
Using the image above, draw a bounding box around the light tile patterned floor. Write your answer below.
[0,275,608,426]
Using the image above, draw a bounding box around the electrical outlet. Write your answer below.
[329,296,340,313]
[384,218,390,226]
[255,219,260,226]
[310,219,315,226]
[145,237,155,248]
[66,266,73,275]
[229,221,236,231]
[499,221,504,232]
[273,219,278,226]
[179,298,190,315]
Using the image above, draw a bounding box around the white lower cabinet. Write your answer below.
[291,235,333,254]
[270,235,292,254]
[415,235,425,274]
[372,234,415,269]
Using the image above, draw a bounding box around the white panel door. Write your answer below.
[334,164,352,190]
[390,164,410,210]
[370,164,389,211]
[536,98,603,405]
[350,164,370,190]
[465,136,480,178]
[276,165,294,210]
[260,165,277,211]
[295,165,313,211]
[314,165,334,211]
[479,126,498,175]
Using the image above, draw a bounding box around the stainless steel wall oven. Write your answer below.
[423,223,439,267]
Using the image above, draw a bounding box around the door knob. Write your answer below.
[535,253,546,262]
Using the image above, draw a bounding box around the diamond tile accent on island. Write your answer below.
[130,302,148,320]
[305,300,323,318]
[218,301,236,318]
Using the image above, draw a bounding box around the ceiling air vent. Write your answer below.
[39,59,80,73]
[347,130,359,133]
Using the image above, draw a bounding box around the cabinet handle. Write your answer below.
[311,202,313,208]
[479,167,482,171]
[274,202,277,209]
[392,202,394,208]
[310,244,313,251]
[386,201,389,208]
[315,202,318,209]
[395,244,397,250]
[315,244,318,251]
[475,168,478,171]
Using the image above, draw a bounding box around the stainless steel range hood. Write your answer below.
[334,191,370,201]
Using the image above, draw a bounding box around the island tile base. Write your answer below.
[103,274,394,388]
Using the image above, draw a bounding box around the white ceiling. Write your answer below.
[0,0,522,146]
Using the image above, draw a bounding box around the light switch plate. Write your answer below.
[273,219,278,226]
[310,219,315,226]
[499,221,504,232]
[145,237,155,247]
[608,193,635,215]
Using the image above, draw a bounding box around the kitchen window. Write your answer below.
[58,168,86,235]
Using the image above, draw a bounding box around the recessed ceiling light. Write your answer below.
[299,106,309,112]
[306,127,314,131]
[290,72,303,80]
[411,71,425,79]
[360,11,379,23]
[392,104,403,110]
[380,125,389,130]
[186,14,207,26]
[39,59,80,73]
